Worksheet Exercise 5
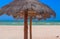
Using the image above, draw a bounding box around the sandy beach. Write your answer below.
[0,25,60,39]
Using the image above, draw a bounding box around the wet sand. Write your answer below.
[0,25,60,39]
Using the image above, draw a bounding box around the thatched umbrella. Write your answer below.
[0,0,56,39]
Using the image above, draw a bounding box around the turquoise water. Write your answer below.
[0,20,60,25]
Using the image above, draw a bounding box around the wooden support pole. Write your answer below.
[24,9,28,39]
[30,16,32,39]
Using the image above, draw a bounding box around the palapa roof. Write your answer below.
[0,0,56,20]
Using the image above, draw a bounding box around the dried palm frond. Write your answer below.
[0,0,56,20]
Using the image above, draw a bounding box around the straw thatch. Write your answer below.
[0,0,56,20]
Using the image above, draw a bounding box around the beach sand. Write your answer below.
[0,25,60,39]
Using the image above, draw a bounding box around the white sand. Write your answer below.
[0,25,60,39]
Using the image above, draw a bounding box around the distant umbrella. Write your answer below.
[0,0,56,39]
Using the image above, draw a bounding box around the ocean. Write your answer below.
[0,20,60,25]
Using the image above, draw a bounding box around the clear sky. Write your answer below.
[0,0,60,21]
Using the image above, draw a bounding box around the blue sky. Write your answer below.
[0,0,60,20]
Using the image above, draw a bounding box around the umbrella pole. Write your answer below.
[30,16,32,39]
[24,10,28,39]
